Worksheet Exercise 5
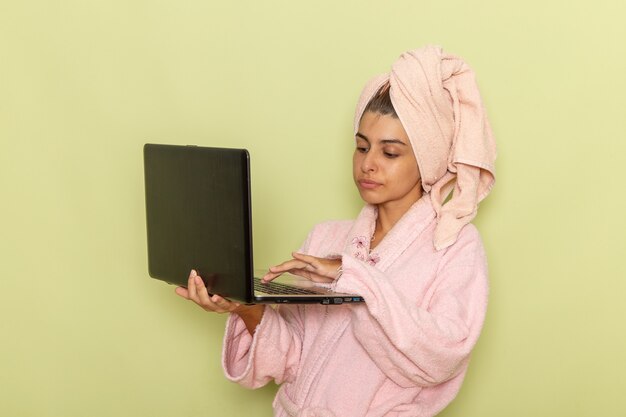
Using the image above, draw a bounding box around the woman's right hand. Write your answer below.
[175,270,264,334]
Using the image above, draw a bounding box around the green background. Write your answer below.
[1,0,625,416]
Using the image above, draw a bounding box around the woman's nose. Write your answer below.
[361,152,376,172]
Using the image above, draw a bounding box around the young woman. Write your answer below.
[176,45,496,417]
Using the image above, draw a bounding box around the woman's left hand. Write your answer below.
[261,252,341,284]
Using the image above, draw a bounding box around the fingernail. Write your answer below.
[194,276,203,286]
[190,269,197,277]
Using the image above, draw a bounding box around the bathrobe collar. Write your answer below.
[345,194,436,271]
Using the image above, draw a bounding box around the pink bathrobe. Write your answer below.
[222,195,488,417]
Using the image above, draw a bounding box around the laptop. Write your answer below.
[143,143,364,305]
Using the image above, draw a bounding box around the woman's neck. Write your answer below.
[372,191,424,247]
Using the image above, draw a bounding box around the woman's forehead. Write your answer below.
[357,112,410,145]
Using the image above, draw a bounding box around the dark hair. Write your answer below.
[363,83,398,118]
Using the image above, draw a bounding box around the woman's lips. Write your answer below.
[358,179,382,190]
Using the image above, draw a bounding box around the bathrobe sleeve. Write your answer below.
[221,232,316,388]
[221,304,305,388]
[334,225,489,388]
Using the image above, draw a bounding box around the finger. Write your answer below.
[263,266,311,282]
[262,269,292,282]
[262,260,311,282]
[198,296,223,312]
[286,268,313,280]
[289,269,335,283]
[187,272,200,302]
[272,258,311,272]
[175,286,189,299]
[193,275,216,308]
[261,272,279,282]
[176,270,198,299]
[291,252,319,266]
[291,253,323,272]
[210,295,237,313]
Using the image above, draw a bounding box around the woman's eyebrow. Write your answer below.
[380,139,407,145]
[356,133,407,146]
[355,132,370,143]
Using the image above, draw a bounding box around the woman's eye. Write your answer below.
[384,152,398,158]
[357,147,369,153]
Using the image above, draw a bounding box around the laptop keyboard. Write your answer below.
[254,278,322,295]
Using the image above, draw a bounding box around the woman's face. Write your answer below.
[353,111,422,208]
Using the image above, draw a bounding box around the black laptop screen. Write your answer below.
[144,144,252,299]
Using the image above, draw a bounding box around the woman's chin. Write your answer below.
[358,190,384,205]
